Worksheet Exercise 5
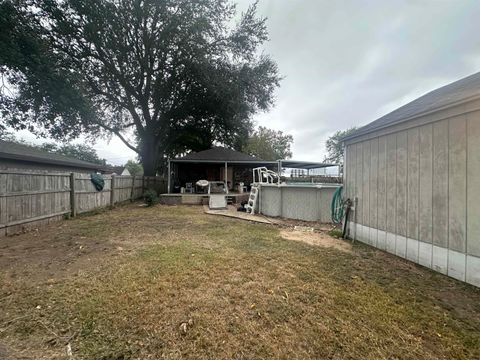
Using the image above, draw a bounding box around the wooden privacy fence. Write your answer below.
[0,171,167,237]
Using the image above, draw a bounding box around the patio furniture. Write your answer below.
[196,179,209,194]
[185,182,194,193]
[208,181,228,194]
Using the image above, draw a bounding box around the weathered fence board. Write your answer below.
[0,170,165,237]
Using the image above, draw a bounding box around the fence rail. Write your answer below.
[0,171,167,237]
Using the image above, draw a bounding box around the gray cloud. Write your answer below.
[15,0,480,164]
[236,0,480,160]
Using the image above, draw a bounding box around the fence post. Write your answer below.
[130,175,135,201]
[70,172,76,217]
[142,175,145,194]
[110,174,116,207]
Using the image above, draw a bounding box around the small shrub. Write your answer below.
[143,189,159,207]
[327,228,343,239]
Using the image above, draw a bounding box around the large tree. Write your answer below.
[244,126,293,160]
[325,127,358,165]
[0,0,280,175]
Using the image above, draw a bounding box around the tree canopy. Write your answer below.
[0,0,280,175]
[124,160,143,176]
[244,126,293,160]
[40,143,106,165]
[325,127,358,165]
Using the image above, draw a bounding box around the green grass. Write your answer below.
[0,204,479,359]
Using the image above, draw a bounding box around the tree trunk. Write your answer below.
[140,135,159,176]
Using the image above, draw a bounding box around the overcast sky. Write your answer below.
[15,0,480,164]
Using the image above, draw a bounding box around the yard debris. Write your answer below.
[293,226,314,232]
[179,319,194,334]
[66,343,73,358]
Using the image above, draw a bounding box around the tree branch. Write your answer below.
[96,123,139,153]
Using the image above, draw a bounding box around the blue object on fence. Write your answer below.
[90,173,105,191]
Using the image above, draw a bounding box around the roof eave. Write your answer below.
[342,92,480,143]
[169,159,277,164]
[0,152,101,170]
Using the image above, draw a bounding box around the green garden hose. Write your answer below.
[331,186,344,224]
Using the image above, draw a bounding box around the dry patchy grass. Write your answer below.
[0,204,479,359]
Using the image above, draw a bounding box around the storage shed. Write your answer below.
[343,72,480,287]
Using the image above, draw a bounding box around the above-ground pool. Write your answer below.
[257,183,341,223]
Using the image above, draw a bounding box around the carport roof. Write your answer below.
[279,160,337,170]
[171,147,336,169]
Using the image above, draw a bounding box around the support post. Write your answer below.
[167,160,171,194]
[130,175,136,201]
[353,196,358,243]
[69,172,76,217]
[110,174,116,207]
[224,161,228,193]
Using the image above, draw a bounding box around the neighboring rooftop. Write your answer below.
[0,140,102,170]
[344,71,480,141]
[173,147,268,162]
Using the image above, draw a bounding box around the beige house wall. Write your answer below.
[344,98,480,287]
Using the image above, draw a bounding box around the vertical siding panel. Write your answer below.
[377,136,387,231]
[370,138,379,232]
[345,145,352,200]
[363,141,371,228]
[386,134,397,234]
[433,120,449,248]
[467,112,480,257]
[370,138,379,247]
[396,131,408,236]
[407,128,420,239]
[349,144,357,205]
[356,142,363,225]
[344,145,349,199]
[448,116,467,252]
[419,124,433,243]
[396,131,408,257]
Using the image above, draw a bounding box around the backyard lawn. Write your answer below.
[0,204,479,359]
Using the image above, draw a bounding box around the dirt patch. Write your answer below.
[0,202,198,283]
[280,229,352,253]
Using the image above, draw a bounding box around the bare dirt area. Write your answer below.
[280,229,352,253]
[1,203,479,359]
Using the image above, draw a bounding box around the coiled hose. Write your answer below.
[331,186,344,224]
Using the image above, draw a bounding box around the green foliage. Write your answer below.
[325,127,358,165]
[41,143,106,165]
[327,229,343,239]
[143,189,159,207]
[0,0,281,175]
[124,160,143,176]
[244,126,293,160]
